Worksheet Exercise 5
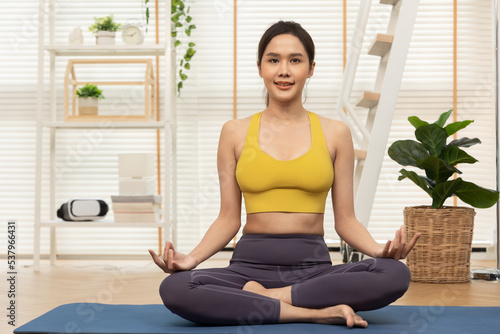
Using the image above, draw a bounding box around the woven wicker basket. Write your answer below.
[404,206,475,283]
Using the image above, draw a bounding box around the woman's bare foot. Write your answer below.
[316,304,368,328]
[243,282,367,328]
[279,302,368,328]
[243,281,292,304]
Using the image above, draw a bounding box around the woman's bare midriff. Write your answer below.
[242,212,325,236]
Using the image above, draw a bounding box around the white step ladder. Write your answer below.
[336,0,419,262]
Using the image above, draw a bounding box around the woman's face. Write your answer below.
[258,34,315,106]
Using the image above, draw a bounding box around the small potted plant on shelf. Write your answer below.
[388,109,499,283]
[76,83,104,116]
[89,15,122,45]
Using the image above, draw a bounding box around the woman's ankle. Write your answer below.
[243,281,292,304]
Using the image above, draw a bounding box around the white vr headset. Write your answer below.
[57,198,109,221]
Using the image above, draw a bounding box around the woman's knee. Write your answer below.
[159,271,192,312]
[378,258,411,295]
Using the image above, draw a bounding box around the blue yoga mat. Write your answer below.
[14,303,500,334]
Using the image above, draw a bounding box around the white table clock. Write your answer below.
[121,23,144,45]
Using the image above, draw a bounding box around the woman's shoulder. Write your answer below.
[219,113,259,148]
[221,113,258,135]
[219,113,260,160]
[314,113,351,136]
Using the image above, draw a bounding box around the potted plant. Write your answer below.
[89,15,122,45]
[76,84,104,116]
[388,109,499,283]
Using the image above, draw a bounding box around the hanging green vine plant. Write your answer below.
[171,0,196,96]
[144,0,150,33]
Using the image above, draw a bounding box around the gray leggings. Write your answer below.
[159,234,411,325]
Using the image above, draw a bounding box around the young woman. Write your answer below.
[149,20,420,328]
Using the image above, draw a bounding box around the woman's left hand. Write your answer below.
[373,225,421,259]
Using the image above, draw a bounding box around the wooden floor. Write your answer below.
[7,257,500,333]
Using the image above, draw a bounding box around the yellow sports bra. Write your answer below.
[235,111,334,214]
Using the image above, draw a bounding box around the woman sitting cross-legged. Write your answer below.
[149,20,420,328]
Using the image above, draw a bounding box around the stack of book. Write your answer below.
[113,153,161,223]
[111,195,162,223]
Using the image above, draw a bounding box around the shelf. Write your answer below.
[43,121,168,129]
[34,0,173,271]
[367,34,394,57]
[380,0,400,5]
[45,44,166,57]
[354,150,367,160]
[64,59,156,122]
[355,91,380,109]
[41,219,164,228]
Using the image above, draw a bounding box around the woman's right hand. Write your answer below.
[148,241,198,274]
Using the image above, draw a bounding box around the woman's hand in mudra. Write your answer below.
[374,225,421,260]
[148,241,198,274]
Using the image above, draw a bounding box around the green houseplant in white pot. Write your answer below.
[388,109,499,283]
[76,84,104,116]
[89,15,121,45]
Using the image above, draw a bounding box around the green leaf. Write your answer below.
[423,176,436,189]
[75,83,104,99]
[89,15,121,33]
[177,81,183,94]
[388,140,429,167]
[175,22,182,28]
[189,24,196,30]
[188,42,196,47]
[180,59,184,66]
[172,0,180,6]
[172,13,181,22]
[184,62,190,69]
[186,47,195,56]
[180,73,188,81]
[185,28,191,36]
[398,169,433,197]
[408,116,429,129]
[179,1,185,11]
[171,31,177,37]
[415,124,448,156]
[434,109,453,127]
[454,181,500,209]
[415,155,459,183]
[446,137,481,148]
[431,178,463,208]
[186,16,192,23]
[444,120,474,137]
[439,146,477,166]
[174,40,181,47]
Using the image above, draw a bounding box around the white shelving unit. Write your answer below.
[34,0,175,271]
[44,45,167,57]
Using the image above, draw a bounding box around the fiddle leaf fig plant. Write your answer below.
[388,109,499,209]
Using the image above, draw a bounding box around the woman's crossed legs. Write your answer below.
[159,257,410,327]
